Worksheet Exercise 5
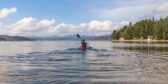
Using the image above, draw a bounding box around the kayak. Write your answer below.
[80,46,88,49]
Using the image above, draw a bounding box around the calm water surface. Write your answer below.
[0,41,168,84]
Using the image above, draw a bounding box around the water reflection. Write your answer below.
[113,46,168,52]
[112,42,168,52]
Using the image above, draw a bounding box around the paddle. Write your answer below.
[77,34,82,40]
[77,34,92,49]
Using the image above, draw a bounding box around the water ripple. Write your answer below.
[0,47,168,84]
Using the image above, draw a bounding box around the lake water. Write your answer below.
[0,41,168,84]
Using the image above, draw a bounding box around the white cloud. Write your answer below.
[93,4,156,21]
[9,17,56,36]
[77,20,129,36]
[155,2,168,13]
[0,23,11,35]
[1,1,168,37]
[0,7,17,19]
[0,17,129,36]
[92,0,168,21]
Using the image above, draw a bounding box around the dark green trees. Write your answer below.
[112,17,168,40]
[112,30,120,40]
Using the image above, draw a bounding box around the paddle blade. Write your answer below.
[89,47,92,49]
[77,34,80,38]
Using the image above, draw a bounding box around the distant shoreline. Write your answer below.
[112,40,168,43]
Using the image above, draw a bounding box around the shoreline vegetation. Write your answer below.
[112,17,168,42]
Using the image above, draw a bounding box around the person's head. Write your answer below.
[82,39,85,42]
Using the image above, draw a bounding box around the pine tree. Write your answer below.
[111,17,168,40]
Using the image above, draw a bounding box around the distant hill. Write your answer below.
[94,35,112,40]
[29,35,97,41]
[0,35,35,41]
[0,34,111,41]
[29,34,112,41]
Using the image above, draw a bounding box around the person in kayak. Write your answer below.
[81,39,88,48]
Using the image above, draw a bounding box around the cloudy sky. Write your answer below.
[0,0,168,36]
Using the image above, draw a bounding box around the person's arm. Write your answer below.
[86,42,90,47]
[85,42,88,46]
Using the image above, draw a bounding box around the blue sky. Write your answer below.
[0,0,122,24]
[1,0,166,24]
[0,0,168,36]
[0,0,107,24]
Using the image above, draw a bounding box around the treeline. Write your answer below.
[112,17,168,40]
